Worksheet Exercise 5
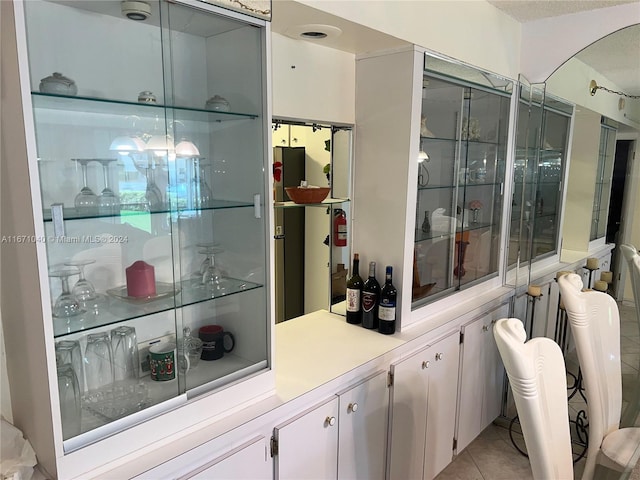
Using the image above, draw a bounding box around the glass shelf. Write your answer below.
[52,277,263,337]
[32,92,259,122]
[421,135,501,146]
[415,222,495,242]
[43,199,255,222]
[274,198,349,208]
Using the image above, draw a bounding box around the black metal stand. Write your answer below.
[585,265,598,289]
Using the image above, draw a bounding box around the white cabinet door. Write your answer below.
[337,371,389,480]
[457,303,509,452]
[185,437,270,480]
[274,397,339,480]
[388,330,460,480]
[423,331,461,480]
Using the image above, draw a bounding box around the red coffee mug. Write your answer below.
[198,325,235,361]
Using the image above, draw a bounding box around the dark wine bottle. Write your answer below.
[378,266,397,334]
[361,262,380,329]
[346,253,363,324]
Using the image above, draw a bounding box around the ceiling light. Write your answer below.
[121,1,151,21]
[284,24,342,42]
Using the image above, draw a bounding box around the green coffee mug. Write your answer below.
[149,342,189,381]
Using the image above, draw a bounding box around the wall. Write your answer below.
[546,57,640,132]
[296,0,522,80]
[560,108,601,259]
[271,32,355,124]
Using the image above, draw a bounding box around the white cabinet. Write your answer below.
[388,330,460,480]
[133,436,270,480]
[337,371,389,480]
[456,303,509,452]
[273,371,389,480]
[273,397,339,480]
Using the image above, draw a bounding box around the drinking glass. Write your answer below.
[110,326,139,382]
[179,327,203,372]
[65,259,96,302]
[84,332,114,392]
[96,158,120,216]
[55,340,84,393]
[49,268,84,318]
[72,158,98,215]
[144,157,163,212]
[191,158,212,209]
[200,246,227,293]
[57,364,82,439]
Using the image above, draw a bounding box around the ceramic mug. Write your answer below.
[198,325,235,361]
[149,342,189,381]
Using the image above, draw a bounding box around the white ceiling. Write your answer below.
[272,0,640,96]
[486,0,640,96]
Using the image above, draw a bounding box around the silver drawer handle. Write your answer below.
[325,416,336,427]
[435,352,444,361]
[348,402,358,413]
[422,360,430,369]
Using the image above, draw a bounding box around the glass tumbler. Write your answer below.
[57,364,82,439]
[55,340,85,393]
[110,326,139,382]
[84,332,114,392]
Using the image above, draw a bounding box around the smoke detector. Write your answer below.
[121,1,151,21]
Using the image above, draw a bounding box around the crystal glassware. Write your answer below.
[65,259,96,302]
[96,158,120,216]
[84,332,114,392]
[110,326,139,382]
[49,267,84,318]
[72,159,98,215]
[55,339,85,393]
[192,158,212,209]
[200,245,227,293]
[144,157,163,212]
[57,363,82,439]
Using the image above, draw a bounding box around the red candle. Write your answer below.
[126,261,156,298]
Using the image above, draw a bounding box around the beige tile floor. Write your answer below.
[436,302,639,480]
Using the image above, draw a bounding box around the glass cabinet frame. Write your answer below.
[12,0,272,459]
[590,117,617,241]
[411,55,513,309]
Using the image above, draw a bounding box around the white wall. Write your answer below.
[547,57,640,132]
[271,32,355,124]
[296,0,522,80]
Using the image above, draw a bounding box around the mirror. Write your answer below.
[271,119,353,322]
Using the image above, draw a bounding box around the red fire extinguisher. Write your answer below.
[334,209,347,247]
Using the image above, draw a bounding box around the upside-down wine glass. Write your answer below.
[200,245,228,294]
[72,159,98,215]
[144,157,164,212]
[49,267,84,318]
[96,158,120,216]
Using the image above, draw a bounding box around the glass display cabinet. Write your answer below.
[508,85,572,270]
[412,57,512,307]
[591,117,617,241]
[9,0,271,469]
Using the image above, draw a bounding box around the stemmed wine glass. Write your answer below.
[72,159,98,215]
[96,158,120,216]
[192,158,212,209]
[144,157,163,212]
[49,267,85,318]
[199,245,228,294]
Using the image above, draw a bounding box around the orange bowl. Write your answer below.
[285,186,331,204]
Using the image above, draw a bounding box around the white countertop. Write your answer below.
[275,310,404,401]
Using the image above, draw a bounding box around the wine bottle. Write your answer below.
[346,253,363,324]
[361,262,380,329]
[378,266,397,334]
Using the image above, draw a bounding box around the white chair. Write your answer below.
[559,273,640,479]
[493,317,574,480]
[620,244,640,327]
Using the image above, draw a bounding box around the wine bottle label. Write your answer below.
[346,288,361,312]
[362,292,377,312]
[378,305,395,321]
